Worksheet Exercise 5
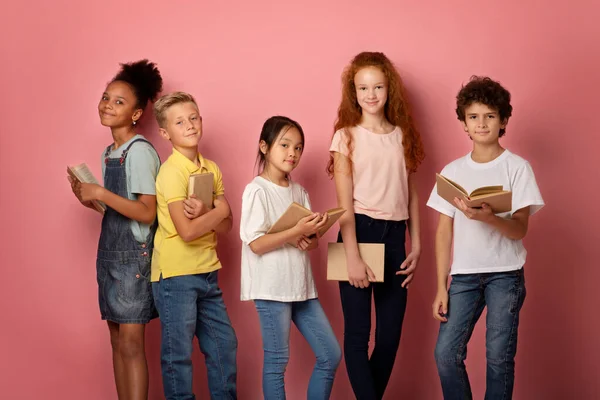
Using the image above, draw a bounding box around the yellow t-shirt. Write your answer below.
[151,148,225,282]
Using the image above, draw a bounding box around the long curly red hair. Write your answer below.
[326,52,425,177]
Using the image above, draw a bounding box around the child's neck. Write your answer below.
[110,126,137,150]
[471,142,506,163]
[174,144,200,166]
[359,112,393,134]
[261,165,289,187]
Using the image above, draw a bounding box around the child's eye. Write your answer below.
[296,147,303,152]
[469,115,477,119]
[176,121,183,125]
[281,144,288,148]
[488,115,495,118]
[115,100,122,105]
[101,96,108,101]
[376,86,383,89]
[191,116,197,120]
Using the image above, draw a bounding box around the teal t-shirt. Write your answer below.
[101,134,160,243]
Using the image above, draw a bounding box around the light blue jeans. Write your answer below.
[254,299,342,400]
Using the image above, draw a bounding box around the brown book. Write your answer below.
[188,172,214,209]
[67,163,106,215]
[267,202,346,244]
[326,243,385,282]
[436,173,512,213]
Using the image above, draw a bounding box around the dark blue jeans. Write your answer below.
[338,213,408,400]
[152,271,238,400]
[434,270,526,400]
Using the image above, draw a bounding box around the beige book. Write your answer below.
[67,163,107,215]
[188,172,214,209]
[326,243,385,282]
[267,202,346,245]
[436,173,512,213]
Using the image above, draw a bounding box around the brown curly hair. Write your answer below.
[326,52,424,177]
[456,76,512,137]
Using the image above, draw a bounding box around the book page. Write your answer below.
[69,163,100,184]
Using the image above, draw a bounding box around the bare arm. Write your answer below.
[169,197,230,242]
[454,199,530,240]
[332,152,374,288]
[99,190,157,224]
[432,213,453,322]
[250,213,324,256]
[213,196,233,234]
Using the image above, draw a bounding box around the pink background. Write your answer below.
[1,1,599,399]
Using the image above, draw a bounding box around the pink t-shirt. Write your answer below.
[329,125,409,221]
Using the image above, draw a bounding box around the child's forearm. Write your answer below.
[407,174,421,252]
[99,190,156,224]
[214,215,232,234]
[435,217,453,292]
[339,215,361,260]
[249,227,302,255]
[485,213,528,240]
[183,207,228,241]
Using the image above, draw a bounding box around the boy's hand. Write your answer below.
[432,290,449,322]
[396,250,420,288]
[68,176,103,202]
[454,198,494,223]
[183,194,208,219]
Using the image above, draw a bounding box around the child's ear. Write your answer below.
[132,108,143,124]
[158,127,170,141]
[259,140,268,155]
[461,121,469,132]
[500,118,509,129]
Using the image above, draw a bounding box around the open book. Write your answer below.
[67,163,106,214]
[436,173,512,213]
[188,172,214,209]
[327,243,385,282]
[267,202,346,245]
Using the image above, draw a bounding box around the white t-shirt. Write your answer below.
[426,150,544,275]
[240,176,318,302]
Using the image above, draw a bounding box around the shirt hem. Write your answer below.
[451,264,523,275]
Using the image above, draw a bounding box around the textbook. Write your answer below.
[326,243,385,282]
[67,163,106,214]
[188,172,214,209]
[267,202,346,244]
[436,173,512,213]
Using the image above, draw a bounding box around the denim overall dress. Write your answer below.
[96,138,159,324]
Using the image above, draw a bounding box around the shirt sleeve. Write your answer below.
[426,164,456,218]
[127,143,160,196]
[158,164,188,204]
[240,184,270,244]
[510,161,544,215]
[329,129,350,157]
[213,163,225,197]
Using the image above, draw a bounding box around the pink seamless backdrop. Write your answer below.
[1,1,599,399]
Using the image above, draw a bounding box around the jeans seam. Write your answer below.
[457,288,483,396]
[199,301,228,395]
[163,278,177,397]
[303,302,332,399]
[503,277,522,399]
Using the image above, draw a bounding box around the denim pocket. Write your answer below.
[118,259,152,302]
[508,273,526,315]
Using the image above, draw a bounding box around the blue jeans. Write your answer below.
[254,299,342,400]
[434,270,527,400]
[152,272,238,400]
